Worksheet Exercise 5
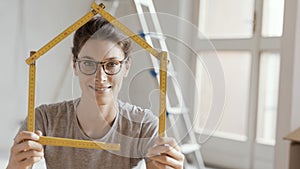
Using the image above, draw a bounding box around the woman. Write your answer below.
[7,16,184,169]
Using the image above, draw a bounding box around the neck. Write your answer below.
[76,98,117,139]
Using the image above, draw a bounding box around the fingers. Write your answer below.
[153,161,174,169]
[151,137,183,160]
[10,156,43,169]
[15,149,44,162]
[12,131,43,154]
[20,156,43,166]
[147,145,184,168]
[12,140,44,154]
[155,137,181,152]
[147,137,184,169]
[13,131,40,145]
[152,160,174,169]
[149,154,182,169]
[147,144,183,161]
[8,131,44,169]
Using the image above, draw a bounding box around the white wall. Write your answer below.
[291,0,300,132]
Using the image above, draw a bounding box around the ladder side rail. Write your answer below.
[135,0,160,71]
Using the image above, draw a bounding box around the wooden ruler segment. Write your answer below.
[91,2,160,60]
[159,51,167,137]
[25,10,97,65]
[38,136,120,150]
[27,52,36,132]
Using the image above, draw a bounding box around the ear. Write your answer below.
[123,58,131,77]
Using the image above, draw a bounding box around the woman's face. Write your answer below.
[75,39,130,106]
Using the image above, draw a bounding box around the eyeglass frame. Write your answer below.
[75,56,129,76]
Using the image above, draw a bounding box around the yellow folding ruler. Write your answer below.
[25,2,167,150]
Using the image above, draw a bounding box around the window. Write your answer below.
[197,51,252,140]
[261,0,285,37]
[191,0,285,168]
[199,0,255,39]
[256,52,280,145]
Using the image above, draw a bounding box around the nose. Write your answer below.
[95,65,107,82]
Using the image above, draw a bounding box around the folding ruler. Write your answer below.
[25,2,167,150]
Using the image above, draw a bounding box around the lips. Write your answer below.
[89,85,112,93]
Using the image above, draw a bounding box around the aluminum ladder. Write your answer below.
[133,0,206,168]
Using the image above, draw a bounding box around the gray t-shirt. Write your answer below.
[19,99,158,169]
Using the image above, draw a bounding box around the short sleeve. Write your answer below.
[18,106,47,135]
[137,110,158,158]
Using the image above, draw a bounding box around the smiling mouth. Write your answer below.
[90,85,112,92]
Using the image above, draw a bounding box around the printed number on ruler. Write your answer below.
[27,54,36,132]
[38,136,120,150]
[159,52,168,137]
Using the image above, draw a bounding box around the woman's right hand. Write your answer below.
[7,130,44,169]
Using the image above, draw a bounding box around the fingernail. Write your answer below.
[33,134,40,140]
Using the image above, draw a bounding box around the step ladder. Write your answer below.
[133,0,206,168]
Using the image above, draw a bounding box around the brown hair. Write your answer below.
[72,16,131,65]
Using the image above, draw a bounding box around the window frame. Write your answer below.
[177,0,286,168]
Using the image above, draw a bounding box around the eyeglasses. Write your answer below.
[76,57,128,76]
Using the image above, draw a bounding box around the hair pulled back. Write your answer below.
[72,16,131,63]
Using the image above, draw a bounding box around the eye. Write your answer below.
[82,60,95,67]
[106,61,119,68]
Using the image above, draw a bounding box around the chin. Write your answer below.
[95,95,115,106]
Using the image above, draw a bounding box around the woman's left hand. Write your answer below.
[146,137,184,169]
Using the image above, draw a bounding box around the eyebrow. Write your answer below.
[79,56,123,61]
[80,56,95,60]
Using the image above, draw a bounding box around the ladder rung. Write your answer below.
[167,107,189,114]
[180,143,200,154]
[145,32,166,40]
[184,163,199,169]
[139,0,149,6]
[149,69,176,77]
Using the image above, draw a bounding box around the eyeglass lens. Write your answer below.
[78,60,123,75]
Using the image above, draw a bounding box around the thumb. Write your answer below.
[35,130,43,137]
